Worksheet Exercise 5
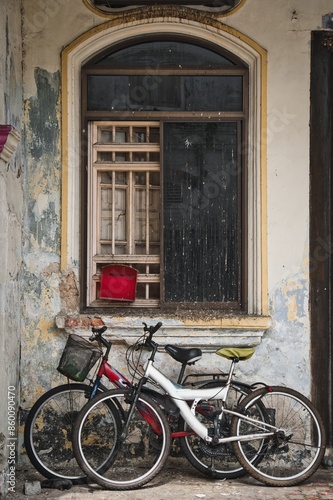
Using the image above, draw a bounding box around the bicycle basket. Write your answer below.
[57,334,102,382]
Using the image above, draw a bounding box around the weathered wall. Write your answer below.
[227,0,321,389]
[0,0,23,495]
[18,4,99,464]
[17,0,333,466]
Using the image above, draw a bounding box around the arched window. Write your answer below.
[81,37,249,310]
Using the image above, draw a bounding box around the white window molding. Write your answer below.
[61,14,268,319]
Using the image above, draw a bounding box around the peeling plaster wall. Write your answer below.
[0,0,23,495]
[21,65,64,401]
[18,0,333,466]
[19,2,97,448]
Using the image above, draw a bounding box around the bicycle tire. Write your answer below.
[179,381,267,479]
[73,388,171,490]
[231,386,326,487]
[24,383,105,483]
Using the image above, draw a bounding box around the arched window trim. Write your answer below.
[61,18,268,323]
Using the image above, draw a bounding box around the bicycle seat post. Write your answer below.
[223,357,239,400]
[177,363,187,385]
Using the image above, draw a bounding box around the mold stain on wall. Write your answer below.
[28,67,60,162]
[21,67,63,410]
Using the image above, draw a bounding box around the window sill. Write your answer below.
[55,314,271,351]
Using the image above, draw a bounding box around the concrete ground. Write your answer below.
[5,458,333,500]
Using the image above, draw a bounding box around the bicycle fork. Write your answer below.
[121,377,164,442]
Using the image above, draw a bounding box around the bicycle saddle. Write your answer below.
[215,347,255,361]
[165,344,202,364]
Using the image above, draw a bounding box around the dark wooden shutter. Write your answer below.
[163,121,241,306]
[310,30,333,446]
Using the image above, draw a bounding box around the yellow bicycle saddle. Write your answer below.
[215,347,255,361]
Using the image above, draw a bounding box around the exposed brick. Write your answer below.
[91,317,105,327]
[65,317,79,327]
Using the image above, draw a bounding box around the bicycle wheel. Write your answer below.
[179,382,267,479]
[24,383,104,482]
[73,388,171,490]
[231,386,326,486]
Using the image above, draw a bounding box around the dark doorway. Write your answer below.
[310,30,333,446]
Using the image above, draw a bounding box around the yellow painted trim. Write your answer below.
[220,0,247,17]
[61,10,268,320]
[182,315,271,329]
[82,0,114,18]
[61,54,68,271]
[260,50,268,316]
[57,313,271,331]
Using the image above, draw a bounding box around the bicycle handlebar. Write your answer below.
[141,322,162,355]
[90,322,162,341]
[89,322,162,352]
[143,321,163,336]
[89,325,110,350]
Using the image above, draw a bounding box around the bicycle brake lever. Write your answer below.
[150,321,163,334]
[142,321,162,335]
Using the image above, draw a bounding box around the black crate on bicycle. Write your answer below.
[57,334,102,382]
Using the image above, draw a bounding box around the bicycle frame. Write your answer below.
[143,359,276,444]
[87,325,273,445]
[88,352,185,437]
[91,359,130,397]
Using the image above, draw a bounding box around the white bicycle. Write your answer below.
[72,322,326,490]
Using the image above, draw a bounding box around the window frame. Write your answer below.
[60,19,269,322]
[86,120,161,308]
[81,39,249,311]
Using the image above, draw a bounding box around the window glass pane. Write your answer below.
[115,172,126,184]
[163,122,240,303]
[133,127,147,142]
[99,128,113,143]
[133,152,147,162]
[98,152,113,162]
[100,187,112,240]
[100,244,112,255]
[135,172,146,185]
[149,190,160,244]
[150,172,160,186]
[149,283,160,299]
[135,187,146,232]
[115,188,126,241]
[148,152,160,162]
[149,128,160,143]
[114,152,130,162]
[101,172,112,184]
[115,128,129,142]
[87,75,243,112]
[92,41,238,68]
